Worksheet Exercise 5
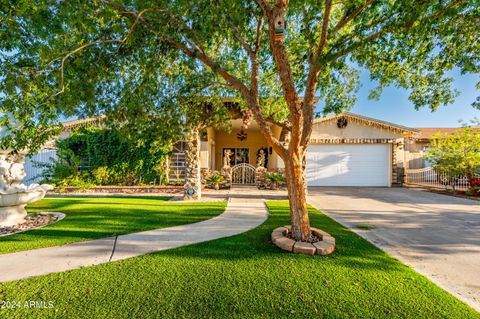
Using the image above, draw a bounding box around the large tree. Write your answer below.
[1,1,479,240]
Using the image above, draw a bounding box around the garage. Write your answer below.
[306,144,391,187]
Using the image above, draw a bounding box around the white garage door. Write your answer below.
[306,144,390,187]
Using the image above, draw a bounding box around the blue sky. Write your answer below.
[348,69,479,128]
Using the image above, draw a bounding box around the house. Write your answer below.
[23,117,105,184]
[404,128,463,169]
[26,112,420,187]
[171,112,418,187]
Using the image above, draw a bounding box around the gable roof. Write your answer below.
[313,112,419,134]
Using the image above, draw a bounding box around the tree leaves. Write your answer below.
[0,0,478,152]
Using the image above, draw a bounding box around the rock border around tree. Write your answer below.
[271,225,335,256]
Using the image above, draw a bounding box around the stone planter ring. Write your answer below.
[271,225,335,256]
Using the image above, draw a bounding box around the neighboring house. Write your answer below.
[404,128,462,169]
[23,117,105,184]
[25,112,421,187]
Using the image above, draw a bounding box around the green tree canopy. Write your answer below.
[2,0,478,152]
[426,122,480,178]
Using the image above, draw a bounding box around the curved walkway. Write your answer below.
[0,198,267,283]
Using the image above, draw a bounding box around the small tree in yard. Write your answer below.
[426,123,480,186]
[1,1,479,241]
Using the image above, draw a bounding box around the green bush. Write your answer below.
[91,166,111,185]
[38,126,171,186]
[265,172,286,189]
[265,172,286,184]
[207,174,224,189]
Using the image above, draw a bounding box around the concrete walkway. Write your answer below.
[0,198,267,283]
[308,187,480,312]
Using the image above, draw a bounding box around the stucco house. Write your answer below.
[25,112,421,187]
[404,128,464,169]
[171,112,418,187]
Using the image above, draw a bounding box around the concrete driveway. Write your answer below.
[308,187,480,311]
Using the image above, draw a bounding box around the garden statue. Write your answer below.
[0,114,54,226]
[223,149,232,168]
[256,149,266,168]
[221,149,232,185]
[255,149,267,189]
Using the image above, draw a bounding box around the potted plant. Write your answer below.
[207,174,224,190]
[265,172,286,190]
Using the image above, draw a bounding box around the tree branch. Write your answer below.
[326,0,465,63]
[49,7,158,98]
[331,0,375,34]
[223,15,256,58]
[255,0,273,20]
[250,17,263,97]
[316,0,332,59]
[300,0,332,147]
[104,2,287,157]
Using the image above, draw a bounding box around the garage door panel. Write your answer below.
[306,144,390,187]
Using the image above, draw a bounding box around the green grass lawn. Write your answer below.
[0,201,477,318]
[0,197,226,255]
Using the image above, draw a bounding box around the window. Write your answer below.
[223,148,249,166]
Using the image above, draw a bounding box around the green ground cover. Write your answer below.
[0,201,477,318]
[0,196,226,255]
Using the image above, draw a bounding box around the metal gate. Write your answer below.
[231,163,256,185]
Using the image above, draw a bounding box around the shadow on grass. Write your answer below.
[152,201,404,273]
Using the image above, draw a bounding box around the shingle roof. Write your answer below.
[414,127,462,139]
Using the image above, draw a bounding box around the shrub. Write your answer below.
[207,174,224,190]
[91,166,111,185]
[265,172,286,189]
[38,126,171,187]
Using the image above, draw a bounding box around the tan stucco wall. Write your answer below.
[310,120,404,139]
[404,140,430,169]
[211,123,283,171]
[213,129,268,170]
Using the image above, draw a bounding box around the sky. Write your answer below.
[347,69,480,128]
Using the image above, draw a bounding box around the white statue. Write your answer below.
[223,149,232,168]
[0,114,54,226]
[256,149,266,168]
[0,153,54,227]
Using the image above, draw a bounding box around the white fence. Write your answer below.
[406,167,478,191]
[24,148,57,185]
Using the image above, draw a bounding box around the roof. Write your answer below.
[414,127,462,139]
[62,116,105,130]
[313,112,419,134]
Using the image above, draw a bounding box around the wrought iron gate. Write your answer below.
[231,163,256,185]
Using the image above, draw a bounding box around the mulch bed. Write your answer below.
[0,213,63,236]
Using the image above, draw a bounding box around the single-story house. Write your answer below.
[404,128,463,169]
[26,112,424,187]
[171,112,418,187]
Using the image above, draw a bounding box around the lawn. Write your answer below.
[0,201,477,318]
[0,196,226,255]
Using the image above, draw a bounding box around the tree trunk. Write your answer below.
[184,127,202,200]
[284,151,311,241]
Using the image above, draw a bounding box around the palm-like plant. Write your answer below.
[207,174,224,190]
[265,172,286,190]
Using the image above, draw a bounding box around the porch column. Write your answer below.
[184,127,202,200]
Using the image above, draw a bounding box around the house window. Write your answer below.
[223,148,249,166]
